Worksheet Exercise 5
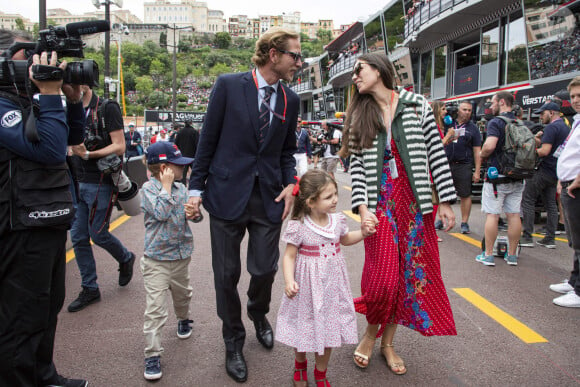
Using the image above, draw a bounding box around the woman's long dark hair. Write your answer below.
[340,52,398,156]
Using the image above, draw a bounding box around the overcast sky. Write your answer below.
[6,0,388,27]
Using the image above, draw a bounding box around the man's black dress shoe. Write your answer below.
[225,351,247,383]
[251,316,274,349]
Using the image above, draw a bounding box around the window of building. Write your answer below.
[383,2,405,54]
[505,10,529,84]
[433,45,446,99]
[480,22,500,89]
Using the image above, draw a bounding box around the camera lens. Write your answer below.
[64,60,99,87]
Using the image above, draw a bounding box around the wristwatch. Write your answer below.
[82,150,90,160]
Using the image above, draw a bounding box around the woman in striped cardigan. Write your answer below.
[341,52,458,375]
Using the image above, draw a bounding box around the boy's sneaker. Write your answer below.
[476,253,495,266]
[553,291,580,308]
[556,223,566,235]
[536,237,556,249]
[460,222,470,234]
[67,287,101,312]
[519,236,534,248]
[504,255,518,266]
[434,220,443,230]
[177,319,193,339]
[144,356,162,380]
[549,280,574,294]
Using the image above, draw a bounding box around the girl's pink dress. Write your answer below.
[276,213,358,354]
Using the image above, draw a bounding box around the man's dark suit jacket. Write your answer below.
[189,71,299,224]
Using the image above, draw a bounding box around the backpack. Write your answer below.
[495,116,537,180]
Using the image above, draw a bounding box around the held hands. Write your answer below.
[285,281,299,298]
[186,196,202,220]
[361,217,377,238]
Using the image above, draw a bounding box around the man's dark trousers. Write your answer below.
[0,229,66,387]
[561,183,580,296]
[521,170,558,238]
[209,180,281,352]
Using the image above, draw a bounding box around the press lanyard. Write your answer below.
[252,68,287,123]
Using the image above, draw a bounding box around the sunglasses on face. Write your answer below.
[277,49,304,63]
[351,63,365,77]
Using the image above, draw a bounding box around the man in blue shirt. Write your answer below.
[444,101,482,234]
[477,92,524,266]
[520,101,570,249]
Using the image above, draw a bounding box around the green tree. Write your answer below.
[15,18,26,31]
[135,76,153,97]
[300,32,310,42]
[316,29,332,44]
[209,62,231,77]
[214,32,232,49]
[159,32,167,47]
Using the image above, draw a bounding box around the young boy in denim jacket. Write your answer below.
[140,141,195,380]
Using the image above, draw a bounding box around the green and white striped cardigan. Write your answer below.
[349,88,457,215]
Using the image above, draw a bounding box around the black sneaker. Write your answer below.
[67,287,101,312]
[498,218,508,231]
[556,223,566,235]
[118,253,135,287]
[144,356,162,380]
[519,236,535,248]
[48,375,88,386]
[537,237,556,249]
[177,319,193,339]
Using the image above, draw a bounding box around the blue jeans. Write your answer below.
[71,182,131,290]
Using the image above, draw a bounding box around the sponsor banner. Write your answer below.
[145,110,206,123]
[515,79,571,110]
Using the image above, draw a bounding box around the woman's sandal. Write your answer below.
[293,360,308,387]
[380,343,407,375]
[353,333,376,369]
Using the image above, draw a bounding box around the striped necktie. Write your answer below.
[258,86,274,144]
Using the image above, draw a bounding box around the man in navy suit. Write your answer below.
[187,28,301,383]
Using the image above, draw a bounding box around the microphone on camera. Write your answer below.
[65,20,110,36]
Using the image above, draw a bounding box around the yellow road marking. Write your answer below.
[343,210,360,222]
[449,232,568,246]
[453,288,548,344]
[66,215,132,263]
[449,233,481,248]
[343,185,352,191]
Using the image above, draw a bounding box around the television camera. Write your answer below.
[0,20,110,92]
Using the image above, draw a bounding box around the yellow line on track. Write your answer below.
[66,215,132,263]
[342,185,352,191]
[449,233,481,248]
[343,210,360,222]
[453,288,548,344]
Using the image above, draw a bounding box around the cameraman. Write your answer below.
[68,84,136,313]
[319,120,342,179]
[0,30,87,386]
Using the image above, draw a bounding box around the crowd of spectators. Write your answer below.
[328,41,361,69]
[529,28,580,79]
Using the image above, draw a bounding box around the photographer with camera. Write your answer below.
[67,84,136,313]
[0,30,87,387]
[319,120,342,179]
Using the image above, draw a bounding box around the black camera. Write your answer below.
[96,154,122,175]
[84,133,107,151]
[0,20,109,91]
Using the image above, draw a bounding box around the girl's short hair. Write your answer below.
[291,170,337,221]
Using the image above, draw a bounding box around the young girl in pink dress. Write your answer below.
[276,170,376,387]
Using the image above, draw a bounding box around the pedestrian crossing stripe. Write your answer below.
[453,288,548,344]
